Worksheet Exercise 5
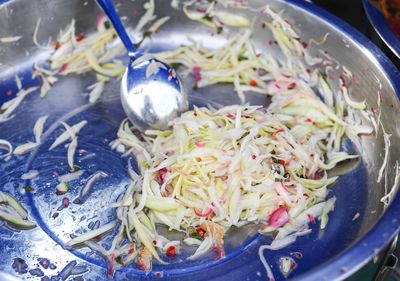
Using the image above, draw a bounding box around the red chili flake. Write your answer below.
[226,113,235,119]
[249,80,257,87]
[272,129,285,139]
[252,155,256,160]
[195,141,205,148]
[194,75,202,82]
[292,252,303,259]
[158,168,168,185]
[195,227,206,238]
[193,110,198,117]
[153,240,157,245]
[307,213,316,224]
[278,159,286,166]
[94,235,102,241]
[306,68,311,74]
[54,41,61,50]
[136,260,147,271]
[128,247,135,255]
[166,246,176,258]
[267,40,273,45]
[287,82,296,90]
[305,118,316,125]
[302,42,308,48]
[371,107,377,114]
[75,34,85,42]
[60,63,68,73]
[303,193,309,199]
[62,197,69,208]
[261,22,266,29]
[192,66,202,74]
[196,8,206,13]
[155,272,163,278]
[6,89,12,97]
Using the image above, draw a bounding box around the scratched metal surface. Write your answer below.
[0,0,400,280]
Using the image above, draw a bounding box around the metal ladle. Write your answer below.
[96,0,188,131]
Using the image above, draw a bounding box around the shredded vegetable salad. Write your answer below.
[0,0,398,279]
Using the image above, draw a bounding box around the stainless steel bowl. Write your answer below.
[0,0,399,280]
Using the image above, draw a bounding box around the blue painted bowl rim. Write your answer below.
[283,0,400,280]
[0,0,399,280]
[363,0,400,60]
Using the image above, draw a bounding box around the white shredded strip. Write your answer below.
[0,36,22,43]
[21,170,39,180]
[58,170,85,183]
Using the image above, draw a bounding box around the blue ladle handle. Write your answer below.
[96,0,138,60]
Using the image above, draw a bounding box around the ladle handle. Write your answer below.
[96,0,138,59]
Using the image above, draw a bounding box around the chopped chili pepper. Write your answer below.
[307,214,316,224]
[272,128,285,139]
[54,41,61,50]
[195,227,206,238]
[195,141,205,148]
[60,63,68,73]
[62,197,69,208]
[166,246,176,258]
[226,113,235,119]
[107,253,115,278]
[75,34,85,42]
[249,80,257,87]
[287,82,296,89]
